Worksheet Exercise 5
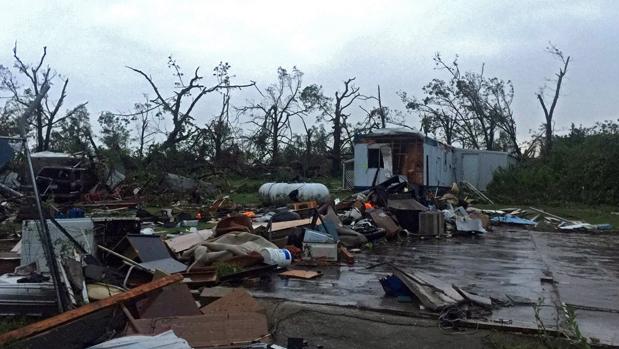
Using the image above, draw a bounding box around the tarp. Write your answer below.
[491,214,536,226]
[186,232,277,269]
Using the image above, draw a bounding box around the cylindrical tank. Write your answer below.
[258,182,330,204]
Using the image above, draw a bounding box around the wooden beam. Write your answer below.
[270,218,312,232]
[0,274,183,345]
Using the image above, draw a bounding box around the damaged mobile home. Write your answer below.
[352,128,514,191]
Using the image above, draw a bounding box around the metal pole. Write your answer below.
[19,84,66,313]
[341,161,345,189]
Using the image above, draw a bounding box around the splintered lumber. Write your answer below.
[270,218,312,231]
[393,267,463,311]
[528,207,574,224]
[453,285,492,308]
[0,274,183,345]
[461,180,494,204]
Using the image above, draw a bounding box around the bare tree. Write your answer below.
[128,58,253,154]
[132,97,161,160]
[242,67,316,166]
[536,43,570,155]
[315,78,363,176]
[204,89,235,163]
[2,44,86,151]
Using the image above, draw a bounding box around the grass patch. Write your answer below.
[0,316,36,335]
[213,261,244,277]
[225,176,352,205]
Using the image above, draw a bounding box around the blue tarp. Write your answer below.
[491,214,536,226]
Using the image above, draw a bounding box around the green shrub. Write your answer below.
[488,122,619,205]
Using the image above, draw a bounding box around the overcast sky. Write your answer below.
[1,0,617,140]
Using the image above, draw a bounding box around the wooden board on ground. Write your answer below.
[393,267,463,311]
[136,283,201,318]
[453,285,492,308]
[127,312,269,348]
[270,218,312,232]
[279,270,322,279]
[200,288,264,315]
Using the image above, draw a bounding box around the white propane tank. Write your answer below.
[258,183,330,204]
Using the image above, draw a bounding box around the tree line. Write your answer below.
[1,42,571,182]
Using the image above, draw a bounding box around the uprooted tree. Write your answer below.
[1,44,87,151]
[399,53,521,158]
[536,43,570,156]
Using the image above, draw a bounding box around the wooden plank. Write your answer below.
[394,270,450,310]
[339,246,355,264]
[270,218,312,232]
[393,267,463,311]
[453,285,492,308]
[200,288,264,315]
[0,274,183,345]
[279,270,322,279]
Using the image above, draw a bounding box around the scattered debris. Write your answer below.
[392,267,464,311]
[0,131,614,348]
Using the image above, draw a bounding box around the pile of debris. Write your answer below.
[379,264,493,327]
[483,207,613,232]
[0,160,615,348]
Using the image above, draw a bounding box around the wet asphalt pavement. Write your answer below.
[249,227,619,346]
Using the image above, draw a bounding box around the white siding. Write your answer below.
[455,149,514,190]
[422,142,455,187]
[353,143,394,188]
[353,143,369,188]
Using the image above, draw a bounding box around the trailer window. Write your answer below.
[368,148,383,168]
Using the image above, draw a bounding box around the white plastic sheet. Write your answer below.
[86,330,191,349]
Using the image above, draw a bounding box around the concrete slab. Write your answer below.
[248,227,619,346]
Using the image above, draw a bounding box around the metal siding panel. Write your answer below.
[462,154,480,187]
[455,150,512,190]
[353,143,368,187]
